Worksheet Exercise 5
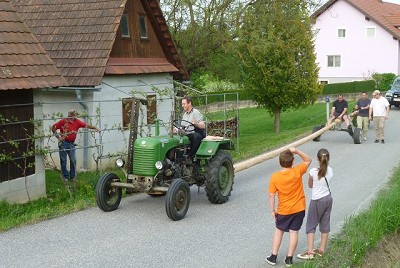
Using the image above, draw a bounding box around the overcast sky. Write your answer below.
[322,0,400,4]
[378,0,400,3]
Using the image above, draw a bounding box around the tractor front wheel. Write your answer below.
[165,179,191,221]
[95,173,122,212]
[205,150,234,204]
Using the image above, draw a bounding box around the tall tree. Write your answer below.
[161,0,243,74]
[235,0,321,132]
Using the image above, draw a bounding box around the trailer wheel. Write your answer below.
[353,127,362,144]
[312,125,323,141]
[165,179,190,221]
[95,173,122,212]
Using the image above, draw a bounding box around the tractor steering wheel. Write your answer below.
[173,119,196,136]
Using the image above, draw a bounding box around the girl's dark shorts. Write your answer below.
[276,210,305,232]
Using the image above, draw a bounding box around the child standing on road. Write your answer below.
[266,147,312,267]
[297,148,333,260]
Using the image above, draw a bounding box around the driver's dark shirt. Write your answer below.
[333,99,348,114]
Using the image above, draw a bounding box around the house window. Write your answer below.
[366,27,375,38]
[319,81,329,85]
[338,28,346,38]
[139,15,148,39]
[122,98,133,129]
[122,96,157,129]
[327,55,341,67]
[120,14,130,38]
[146,95,157,125]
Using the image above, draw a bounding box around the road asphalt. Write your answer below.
[1,108,399,268]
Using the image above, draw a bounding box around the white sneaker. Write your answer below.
[363,137,367,141]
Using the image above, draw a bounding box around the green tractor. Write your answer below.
[95,100,235,221]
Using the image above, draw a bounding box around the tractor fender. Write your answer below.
[195,137,234,158]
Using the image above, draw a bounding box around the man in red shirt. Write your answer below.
[52,109,99,181]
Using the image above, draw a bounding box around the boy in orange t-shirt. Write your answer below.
[266,147,311,267]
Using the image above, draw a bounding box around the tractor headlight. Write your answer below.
[116,158,125,167]
[155,161,163,170]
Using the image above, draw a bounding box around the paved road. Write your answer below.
[1,109,400,268]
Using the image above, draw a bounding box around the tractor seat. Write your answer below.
[203,135,225,141]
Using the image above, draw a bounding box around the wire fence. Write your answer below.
[0,92,240,182]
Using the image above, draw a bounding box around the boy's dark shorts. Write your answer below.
[276,210,305,232]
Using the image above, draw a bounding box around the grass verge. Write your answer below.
[295,167,400,267]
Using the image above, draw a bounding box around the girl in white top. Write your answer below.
[297,148,333,260]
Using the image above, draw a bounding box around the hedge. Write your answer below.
[191,80,377,105]
[322,80,376,95]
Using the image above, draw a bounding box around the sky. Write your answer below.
[378,0,400,3]
[323,0,400,3]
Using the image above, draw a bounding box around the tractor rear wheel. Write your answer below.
[95,173,122,212]
[165,179,190,221]
[205,150,234,204]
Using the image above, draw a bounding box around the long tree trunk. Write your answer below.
[274,107,281,133]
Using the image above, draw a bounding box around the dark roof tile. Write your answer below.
[105,58,179,75]
[12,0,127,86]
[0,0,67,90]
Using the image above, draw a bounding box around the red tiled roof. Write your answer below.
[0,0,67,90]
[11,0,127,87]
[105,58,179,75]
[313,0,400,40]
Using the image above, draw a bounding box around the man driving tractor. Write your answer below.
[180,96,206,161]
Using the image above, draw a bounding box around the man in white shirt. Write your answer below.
[181,96,206,159]
[369,90,390,144]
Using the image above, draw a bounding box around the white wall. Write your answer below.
[29,73,175,174]
[36,89,98,172]
[93,73,175,168]
[314,0,400,83]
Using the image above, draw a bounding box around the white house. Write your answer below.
[312,0,400,84]
[13,0,189,171]
[1,0,189,203]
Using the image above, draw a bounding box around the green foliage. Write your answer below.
[372,73,397,91]
[162,0,240,73]
[234,0,320,131]
[321,80,376,95]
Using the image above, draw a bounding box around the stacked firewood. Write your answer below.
[207,116,238,138]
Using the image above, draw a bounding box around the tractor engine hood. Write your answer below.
[132,135,189,176]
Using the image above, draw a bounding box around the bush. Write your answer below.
[322,80,376,94]
[372,73,397,91]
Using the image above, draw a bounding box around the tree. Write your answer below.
[161,0,243,74]
[234,0,321,132]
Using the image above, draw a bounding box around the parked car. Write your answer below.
[385,77,400,107]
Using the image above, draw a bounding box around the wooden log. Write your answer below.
[233,122,335,173]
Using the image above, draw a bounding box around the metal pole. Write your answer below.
[325,96,330,123]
